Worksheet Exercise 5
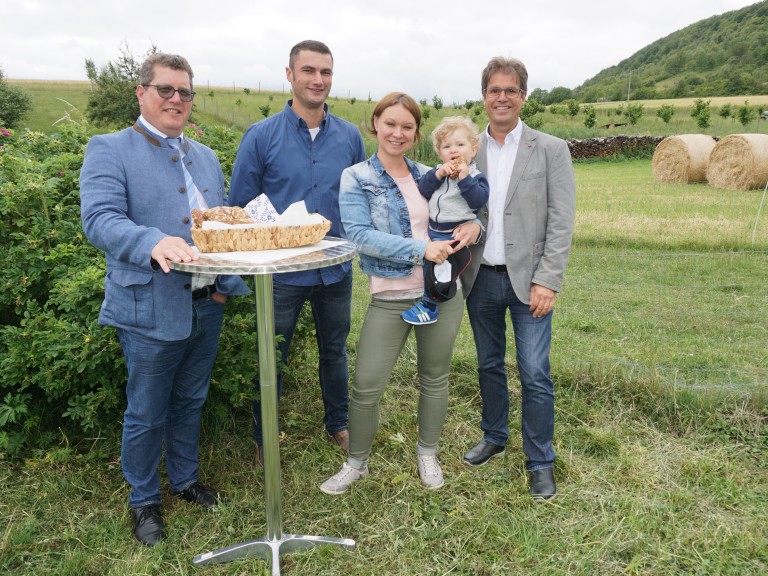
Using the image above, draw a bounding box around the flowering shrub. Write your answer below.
[0,122,274,456]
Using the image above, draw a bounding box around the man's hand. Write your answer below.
[451,222,481,250]
[529,284,556,318]
[151,236,199,273]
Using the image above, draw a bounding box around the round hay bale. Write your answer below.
[707,134,768,190]
[652,134,716,183]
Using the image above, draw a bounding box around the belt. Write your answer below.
[192,284,217,300]
[481,264,507,273]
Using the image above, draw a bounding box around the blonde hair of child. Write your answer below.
[430,116,481,156]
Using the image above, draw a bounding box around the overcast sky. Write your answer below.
[2,0,759,103]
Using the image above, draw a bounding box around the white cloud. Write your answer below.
[1,0,758,102]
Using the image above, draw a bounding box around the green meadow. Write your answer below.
[0,82,766,575]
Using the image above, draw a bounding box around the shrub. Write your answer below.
[0,122,305,456]
[0,68,33,130]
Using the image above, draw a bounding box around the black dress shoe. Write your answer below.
[529,467,557,501]
[131,504,166,546]
[463,440,505,467]
[175,481,219,509]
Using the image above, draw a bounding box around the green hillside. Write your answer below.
[574,1,768,102]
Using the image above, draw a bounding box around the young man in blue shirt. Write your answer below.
[229,40,366,462]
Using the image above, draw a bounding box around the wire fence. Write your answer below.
[553,249,768,394]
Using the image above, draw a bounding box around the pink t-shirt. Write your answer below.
[369,173,430,297]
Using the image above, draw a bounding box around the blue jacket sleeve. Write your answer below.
[416,166,443,200]
[458,173,490,210]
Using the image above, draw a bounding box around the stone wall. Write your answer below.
[566,135,665,159]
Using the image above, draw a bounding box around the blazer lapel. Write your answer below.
[504,125,536,208]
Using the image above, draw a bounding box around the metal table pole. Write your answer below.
[183,240,357,574]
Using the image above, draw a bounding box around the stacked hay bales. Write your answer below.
[707,134,768,190]
[652,134,717,184]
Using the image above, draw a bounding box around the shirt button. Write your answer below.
[183,216,190,224]
[179,187,186,193]
[184,283,191,290]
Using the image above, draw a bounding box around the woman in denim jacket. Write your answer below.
[320,93,481,495]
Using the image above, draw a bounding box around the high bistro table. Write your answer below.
[171,238,356,575]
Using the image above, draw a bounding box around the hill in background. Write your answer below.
[533,1,768,104]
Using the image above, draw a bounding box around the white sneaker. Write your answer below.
[319,462,369,495]
[417,454,444,489]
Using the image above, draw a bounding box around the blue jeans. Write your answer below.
[117,298,225,508]
[466,266,555,471]
[252,273,352,445]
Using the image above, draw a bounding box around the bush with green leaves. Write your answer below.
[0,67,33,129]
[656,104,675,124]
[84,43,157,128]
[690,98,712,130]
[737,101,756,127]
[0,122,292,456]
[583,104,597,129]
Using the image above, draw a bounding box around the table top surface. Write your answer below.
[169,237,356,275]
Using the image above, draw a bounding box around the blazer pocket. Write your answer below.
[103,268,155,329]
[522,170,546,181]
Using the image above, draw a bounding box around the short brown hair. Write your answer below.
[481,57,528,96]
[289,40,333,70]
[369,92,423,143]
[140,53,194,88]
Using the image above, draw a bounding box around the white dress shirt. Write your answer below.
[483,121,523,266]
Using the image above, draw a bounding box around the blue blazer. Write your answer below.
[80,122,249,341]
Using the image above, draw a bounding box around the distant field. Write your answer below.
[8,79,768,143]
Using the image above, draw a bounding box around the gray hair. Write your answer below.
[140,53,194,88]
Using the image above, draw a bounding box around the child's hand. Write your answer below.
[456,160,469,180]
[449,156,466,180]
[435,163,452,180]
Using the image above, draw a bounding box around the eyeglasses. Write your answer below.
[484,87,524,99]
[142,84,196,102]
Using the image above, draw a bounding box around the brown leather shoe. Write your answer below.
[326,429,349,453]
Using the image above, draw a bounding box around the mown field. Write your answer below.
[0,82,766,575]
[9,79,768,145]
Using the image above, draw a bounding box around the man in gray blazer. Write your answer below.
[460,57,576,501]
[80,53,248,545]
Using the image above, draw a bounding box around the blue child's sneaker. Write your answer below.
[401,301,438,325]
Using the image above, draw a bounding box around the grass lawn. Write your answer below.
[1,160,766,572]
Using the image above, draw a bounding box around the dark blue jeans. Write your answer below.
[252,273,352,445]
[118,298,225,508]
[466,266,555,471]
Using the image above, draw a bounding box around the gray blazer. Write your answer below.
[462,124,576,304]
[80,122,249,341]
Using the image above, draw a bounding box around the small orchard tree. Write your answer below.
[243,87,251,96]
[259,104,271,119]
[625,103,645,125]
[689,98,711,129]
[85,42,157,127]
[737,101,756,127]
[565,99,580,117]
[656,104,675,124]
[718,103,732,119]
[0,67,33,129]
[432,96,443,111]
[583,104,596,129]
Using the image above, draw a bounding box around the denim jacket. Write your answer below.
[340,153,432,278]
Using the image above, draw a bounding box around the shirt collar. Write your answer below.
[485,120,524,146]
[138,114,185,142]
[285,100,329,130]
